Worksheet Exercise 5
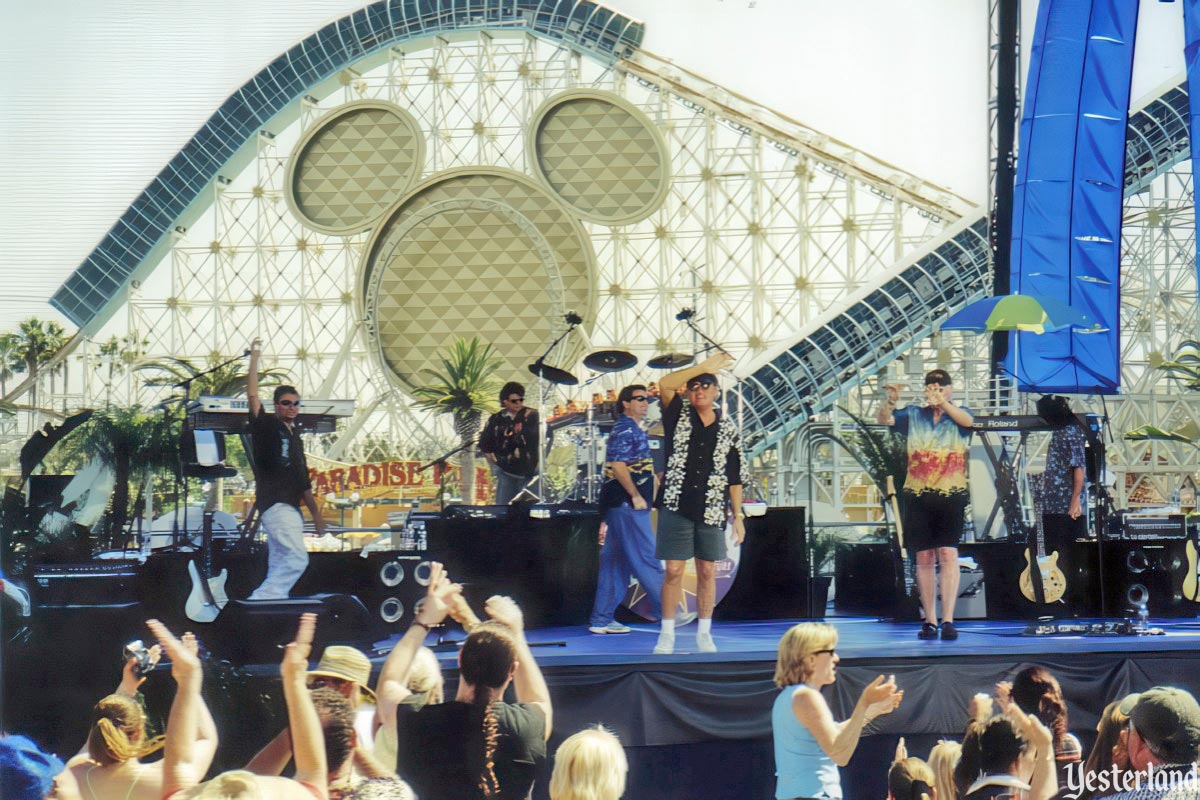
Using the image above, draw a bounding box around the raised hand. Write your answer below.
[994,680,1013,711]
[414,562,462,628]
[281,613,317,681]
[894,736,908,763]
[146,619,201,684]
[485,595,525,635]
[861,674,903,714]
[969,692,995,722]
[1006,701,1052,752]
[883,384,902,404]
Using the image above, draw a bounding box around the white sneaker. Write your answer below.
[653,631,675,655]
[695,632,717,653]
[588,622,632,635]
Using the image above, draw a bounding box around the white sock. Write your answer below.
[661,619,675,635]
[698,618,712,635]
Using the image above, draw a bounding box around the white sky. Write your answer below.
[0,0,1186,333]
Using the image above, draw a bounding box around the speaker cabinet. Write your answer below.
[292,552,430,640]
[211,594,372,663]
[1101,539,1199,618]
[964,540,1102,620]
[835,543,892,615]
[715,507,813,620]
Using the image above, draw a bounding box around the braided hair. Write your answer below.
[86,694,165,765]
[458,621,519,797]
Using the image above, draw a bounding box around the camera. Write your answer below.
[123,640,153,675]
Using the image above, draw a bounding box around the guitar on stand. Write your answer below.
[186,511,228,623]
[1017,470,1067,606]
[884,475,919,619]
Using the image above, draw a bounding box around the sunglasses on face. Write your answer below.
[277,400,301,407]
[507,396,524,403]
[814,648,837,657]
[630,395,650,402]
[307,676,351,690]
[687,381,716,391]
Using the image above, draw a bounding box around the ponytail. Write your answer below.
[459,621,519,798]
[87,694,164,765]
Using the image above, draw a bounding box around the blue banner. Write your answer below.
[1008,0,1138,393]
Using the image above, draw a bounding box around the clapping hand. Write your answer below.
[485,595,525,635]
[995,680,1013,711]
[415,562,462,628]
[1006,701,1053,753]
[146,620,201,685]
[281,613,317,682]
[969,692,995,722]
[894,737,908,763]
[861,674,904,720]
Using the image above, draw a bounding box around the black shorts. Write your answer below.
[905,492,967,551]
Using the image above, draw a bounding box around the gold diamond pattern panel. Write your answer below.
[528,89,670,227]
[362,168,596,388]
[285,100,425,236]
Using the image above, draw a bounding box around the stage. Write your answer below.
[10,608,1200,800]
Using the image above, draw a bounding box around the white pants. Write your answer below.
[247,503,308,600]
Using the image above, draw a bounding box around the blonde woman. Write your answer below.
[927,740,962,800]
[772,622,903,799]
[65,635,217,800]
[549,726,628,800]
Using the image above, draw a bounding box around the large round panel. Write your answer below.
[285,100,425,235]
[361,167,596,388]
[527,89,671,226]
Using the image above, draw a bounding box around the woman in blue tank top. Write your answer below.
[772,623,905,799]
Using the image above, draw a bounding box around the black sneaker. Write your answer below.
[940,621,959,641]
[918,622,938,640]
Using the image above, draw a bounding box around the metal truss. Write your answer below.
[57,30,956,461]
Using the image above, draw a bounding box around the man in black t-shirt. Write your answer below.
[479,381,539,505]
[245,337,325,600]
[653,352,745,655]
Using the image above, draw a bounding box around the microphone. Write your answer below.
[564,311,583,326]
[675,308,695,321]
[243,349,252,357]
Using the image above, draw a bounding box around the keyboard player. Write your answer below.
[245,337,326,600]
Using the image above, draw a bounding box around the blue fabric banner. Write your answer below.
[1007,0,1139,394]
[1184,0,1200,328]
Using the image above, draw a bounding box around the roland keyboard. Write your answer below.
[972,413,1093,432]
[187,395,355,434]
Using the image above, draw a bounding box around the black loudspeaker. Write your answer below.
[835,543,893,615]
[292,552,430,640]
[211,594,372,664]
[715,507,811,621]
[1101,539,1199,618]
[964,540,1102,620]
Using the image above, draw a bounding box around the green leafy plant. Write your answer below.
[410,337,502,503]
[135,354,290,403]
[837,406,908,497]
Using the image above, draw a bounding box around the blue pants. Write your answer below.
[589,504,665,627]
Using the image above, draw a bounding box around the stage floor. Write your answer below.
[392,615,1200,668]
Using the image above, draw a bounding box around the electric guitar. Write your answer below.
[1184,539,1199,602]
[185,511,228,623]
[1018,475,1067,604]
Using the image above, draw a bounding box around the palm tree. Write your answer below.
[12,317,69,410]
[96,332,149,406]
[57,405,179,543]
[135,354,289,404]
[410,337,502,504]
[0,332,23,397]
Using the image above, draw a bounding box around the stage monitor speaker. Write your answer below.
[834,542,891,615]
[715,507,811,621]
[211,594,372,664]
[291,552,429,641]
[1101,539,1199,618]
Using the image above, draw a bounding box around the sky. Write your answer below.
[0,0,1186,334]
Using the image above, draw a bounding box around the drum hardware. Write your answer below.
[525,313,584,503]
[647,352,694,369]
[582,350,637,373]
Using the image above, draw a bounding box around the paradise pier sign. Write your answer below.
[309,460,489,497]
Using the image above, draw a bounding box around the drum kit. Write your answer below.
[523,309,733,504]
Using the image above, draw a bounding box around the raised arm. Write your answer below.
[145,621,209,796]
[248,337,263,416]
[484,595,553,740]
[376,563,459,730]
[281,614,326,790]
[791,675,902,766]
[659,353,733,408]
[877,384,901,426]
[1008,703,1058,800]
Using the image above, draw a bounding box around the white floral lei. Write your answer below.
[662,397,747,526]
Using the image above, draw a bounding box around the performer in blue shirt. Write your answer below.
[588,384,665,635]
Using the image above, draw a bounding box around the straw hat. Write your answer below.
[308,646,376,702]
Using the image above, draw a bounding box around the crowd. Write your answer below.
[3,576,1199,800]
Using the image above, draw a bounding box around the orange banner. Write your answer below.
[309,460,490,497]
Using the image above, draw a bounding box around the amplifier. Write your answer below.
[32,561,140,605]
[1113,512,1189,540]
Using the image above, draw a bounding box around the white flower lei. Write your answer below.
[662,397,746,526]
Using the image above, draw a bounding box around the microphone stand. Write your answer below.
[419,443,472,513]
[680,314,741,438]
[527,319,581,503]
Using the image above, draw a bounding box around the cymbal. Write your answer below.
[528,362,579,385]
[583,349,637,373]
[647,352,694,369]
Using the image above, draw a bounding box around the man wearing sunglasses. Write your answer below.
[653,352,744,654]
[588,384,666,635]
[479,381,539,505]
[245,337,325,600]
[877,369,974,641]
